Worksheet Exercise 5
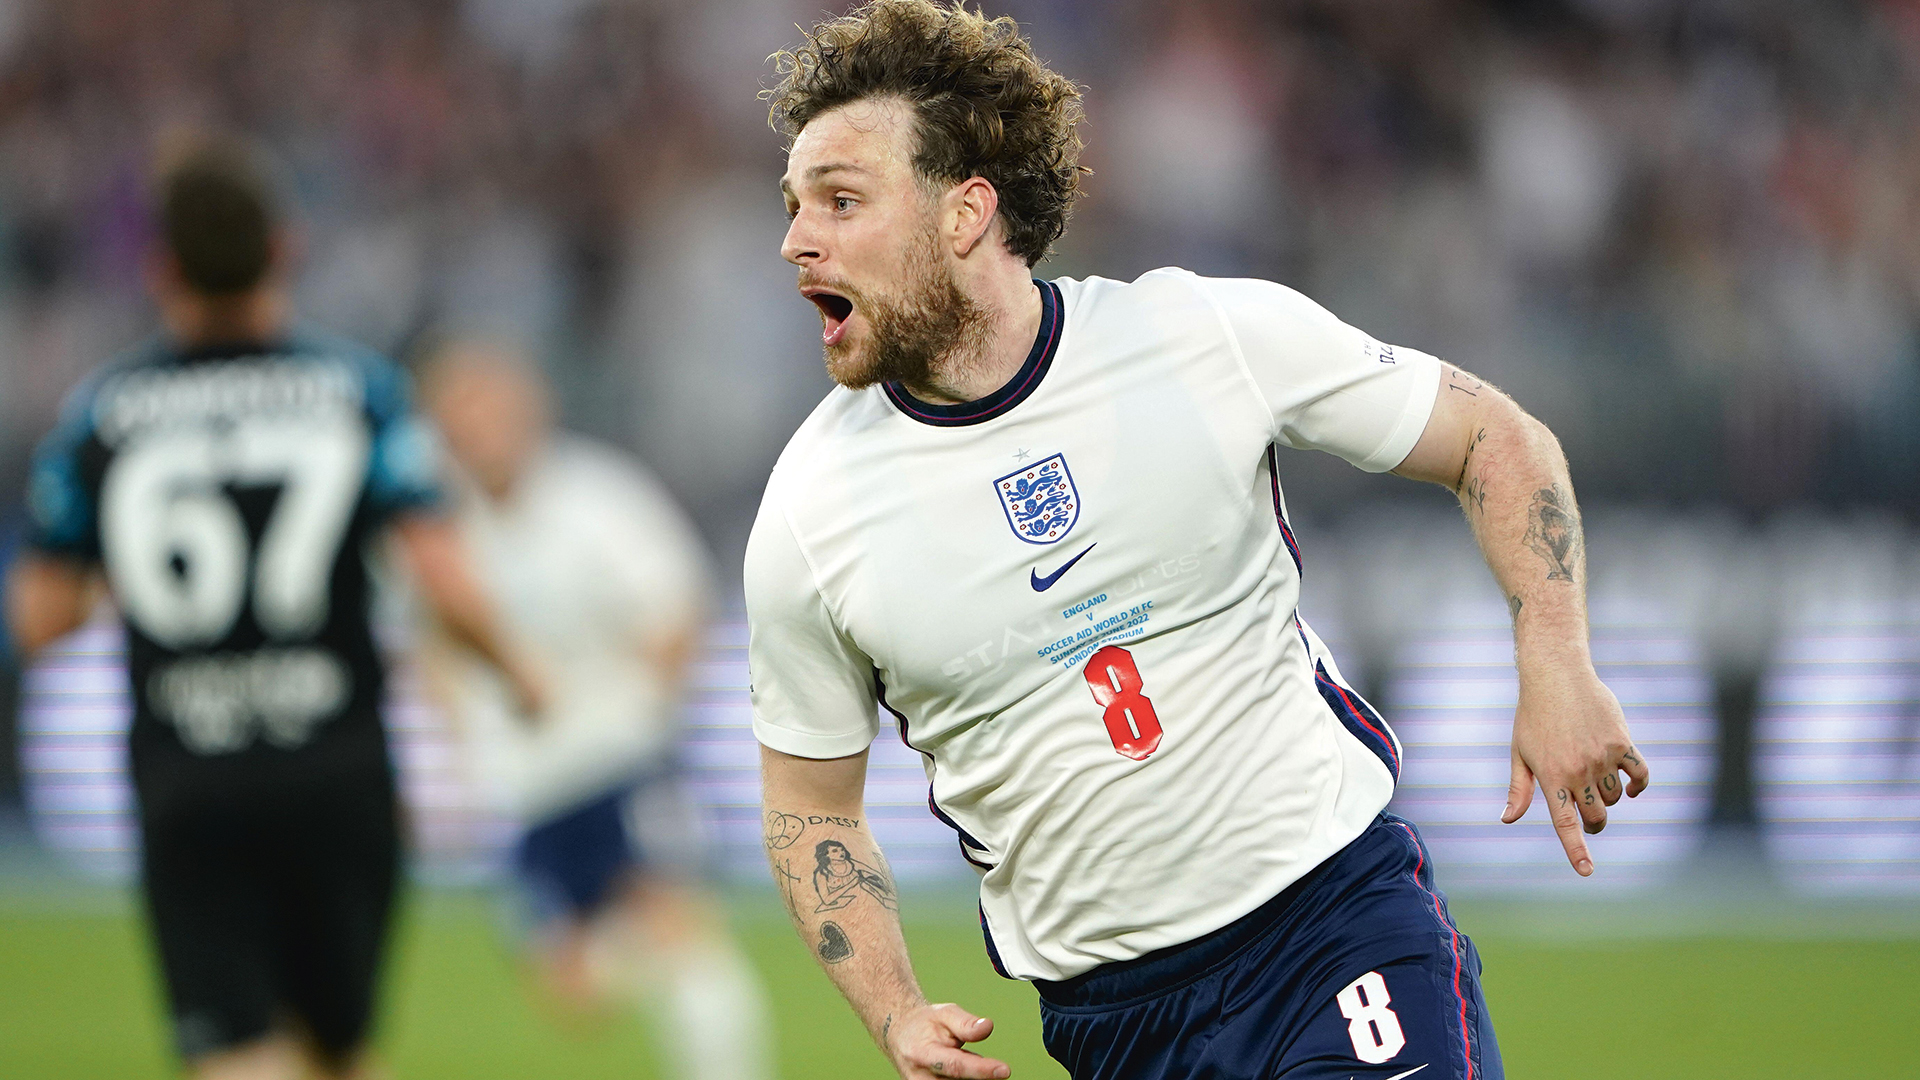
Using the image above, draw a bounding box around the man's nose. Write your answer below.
[782,213,822,267]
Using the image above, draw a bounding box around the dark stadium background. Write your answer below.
[2,1,1917,1076]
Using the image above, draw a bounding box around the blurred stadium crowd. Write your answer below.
[0,0,1917,894]
[2,0,1919,519]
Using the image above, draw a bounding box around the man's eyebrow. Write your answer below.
[807,162,869,180]
[781,161,871,193]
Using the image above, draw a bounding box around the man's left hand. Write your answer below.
[1501,667,1650,876]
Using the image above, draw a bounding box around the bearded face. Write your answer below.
[802,215,989,392]
[782,99,998,396]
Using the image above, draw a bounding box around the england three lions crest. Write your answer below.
[994,453,1080,545]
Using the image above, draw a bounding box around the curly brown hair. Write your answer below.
[766,0,1086,267]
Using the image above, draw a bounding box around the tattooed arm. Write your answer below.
[761,745,1010,1079]
[1393,366,1650,876]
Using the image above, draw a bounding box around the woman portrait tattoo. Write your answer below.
[812,839,898,913]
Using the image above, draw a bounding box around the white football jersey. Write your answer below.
[433,435,711,820]
[745,268,1441,981]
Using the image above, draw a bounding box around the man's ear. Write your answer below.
[264,224,304,283]
[144,250,185,303]
[945,176,1001,257]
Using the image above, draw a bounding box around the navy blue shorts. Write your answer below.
[1036,813,1501,1080]
[513,769,701,925]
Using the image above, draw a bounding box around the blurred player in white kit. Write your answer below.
[418,340,771,1080]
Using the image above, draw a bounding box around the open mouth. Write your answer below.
[801,286,856,346]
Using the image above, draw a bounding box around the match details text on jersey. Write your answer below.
[939,552,1202,681]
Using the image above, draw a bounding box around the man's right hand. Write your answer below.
[884,1003,1010,1079]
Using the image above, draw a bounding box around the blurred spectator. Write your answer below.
[417,338,772,1080]
[0,0,1913,551]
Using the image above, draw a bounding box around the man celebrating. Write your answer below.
[746,4,1647,1079]
[6,136,541,1080]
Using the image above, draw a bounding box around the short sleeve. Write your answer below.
[743,493,880,759]
[23,379,104,561]
[1200,276,1442,473]
[361,358,445,518]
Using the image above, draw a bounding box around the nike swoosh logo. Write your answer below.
[1382,1066,1429,1080]
[1030,543,1096,592]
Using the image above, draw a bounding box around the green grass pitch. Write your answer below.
[1,894,1913,1078]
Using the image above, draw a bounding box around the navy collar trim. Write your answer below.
[883,280,1063,427]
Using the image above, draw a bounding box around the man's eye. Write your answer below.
[834,197,854,213]
[785,205,799,222]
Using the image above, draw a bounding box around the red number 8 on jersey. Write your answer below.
[1083,646,1164,760]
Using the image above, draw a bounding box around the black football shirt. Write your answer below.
[24,328,442,794]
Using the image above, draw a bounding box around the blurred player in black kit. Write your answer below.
[4,135,544,1080]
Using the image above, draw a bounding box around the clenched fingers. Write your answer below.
[1575,775,1608,834]
[1596,768,1624,807]
[1592,745,1651,816]
[1620,744,1651,797]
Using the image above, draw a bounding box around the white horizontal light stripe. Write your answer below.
[17,588,1919,897]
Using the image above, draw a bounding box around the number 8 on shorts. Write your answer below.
[1336,970,1406,1064]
